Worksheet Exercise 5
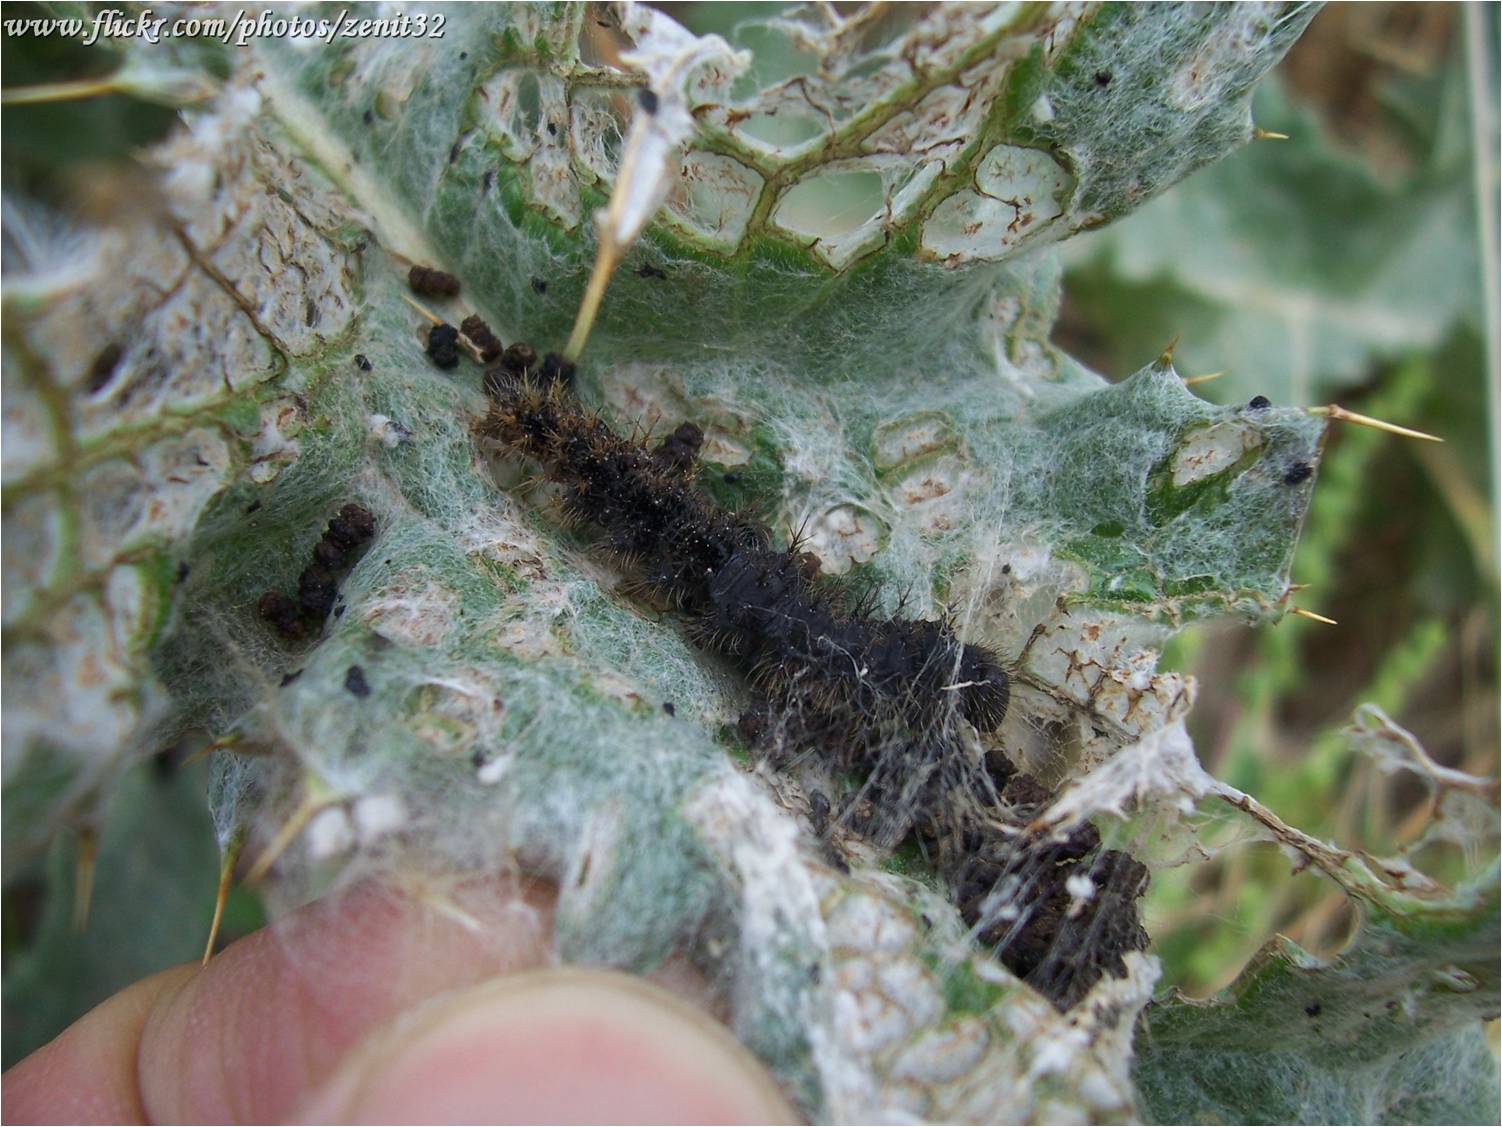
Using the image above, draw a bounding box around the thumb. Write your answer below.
[293,968,800,1125]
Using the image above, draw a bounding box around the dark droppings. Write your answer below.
[257,590,304,638]
[345,665,371,698]
[949,766,1151,1011]
[354,353,373,372]
[809,791,831,837]
[408,264,460,298]
[427,323,460,369]
[530,276,548,295]
[1283,461,1313,486]
[637,87,659,115]
[259,504,377,639]
[1247,395,1271,410]
[460,314,503,363]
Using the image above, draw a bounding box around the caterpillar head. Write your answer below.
[953,644,1010,731]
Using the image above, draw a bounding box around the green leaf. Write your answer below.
[1060,68,1483,406]
[1134,878,1501,1125]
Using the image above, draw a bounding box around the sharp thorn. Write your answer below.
[181,744,214,768]
[456,331,485,365]
[399,292,444,326]
[1286,582,1312,592]
[202,837,242,965]
[1252,127,1290,141]
[183,731,240,769]
[1,76,123,106]
[1308,404,1444,442]
[564,236,621,363]
[72,828,98,932]
[1157,333,1182,367]
[1182,370,1227,386]
[1290,606,1338,625]
[244,785,329,885]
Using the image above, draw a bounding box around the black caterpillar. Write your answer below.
[477,356,1148,1010]
[480,368,1008,845]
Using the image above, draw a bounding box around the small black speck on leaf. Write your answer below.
[1305,1001,1322,1017]
[363,108,374,125]
[530,276,548,295]
[459,50,468,60]
[334,605,346,618]
[1283,461,1313,486]
[722,472,742,485]
[1094,71,1112,87]
[86,342,124,393]
[176,561,190,583]
[280,669,303,687]
[636,263,668,279]
[637,87,659,115]
[482,169,494,193]
[245,499,263,514]
[449,141,462,164]
[471,748,486,768]
[345,665,371,698]
[354,354,372,372]
[662,701,676,716]
[1248,395,1271,410]
[546,121,558,137]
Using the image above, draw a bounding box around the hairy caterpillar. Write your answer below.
[480,368,1007,844]
[478,359,1148,1009]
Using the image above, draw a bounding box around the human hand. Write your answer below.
[3,879,796,1124]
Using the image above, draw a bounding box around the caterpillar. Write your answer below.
[480,366,1007,846]
[477,357,1149,1010]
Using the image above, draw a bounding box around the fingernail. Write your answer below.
[295,967,799,1125]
